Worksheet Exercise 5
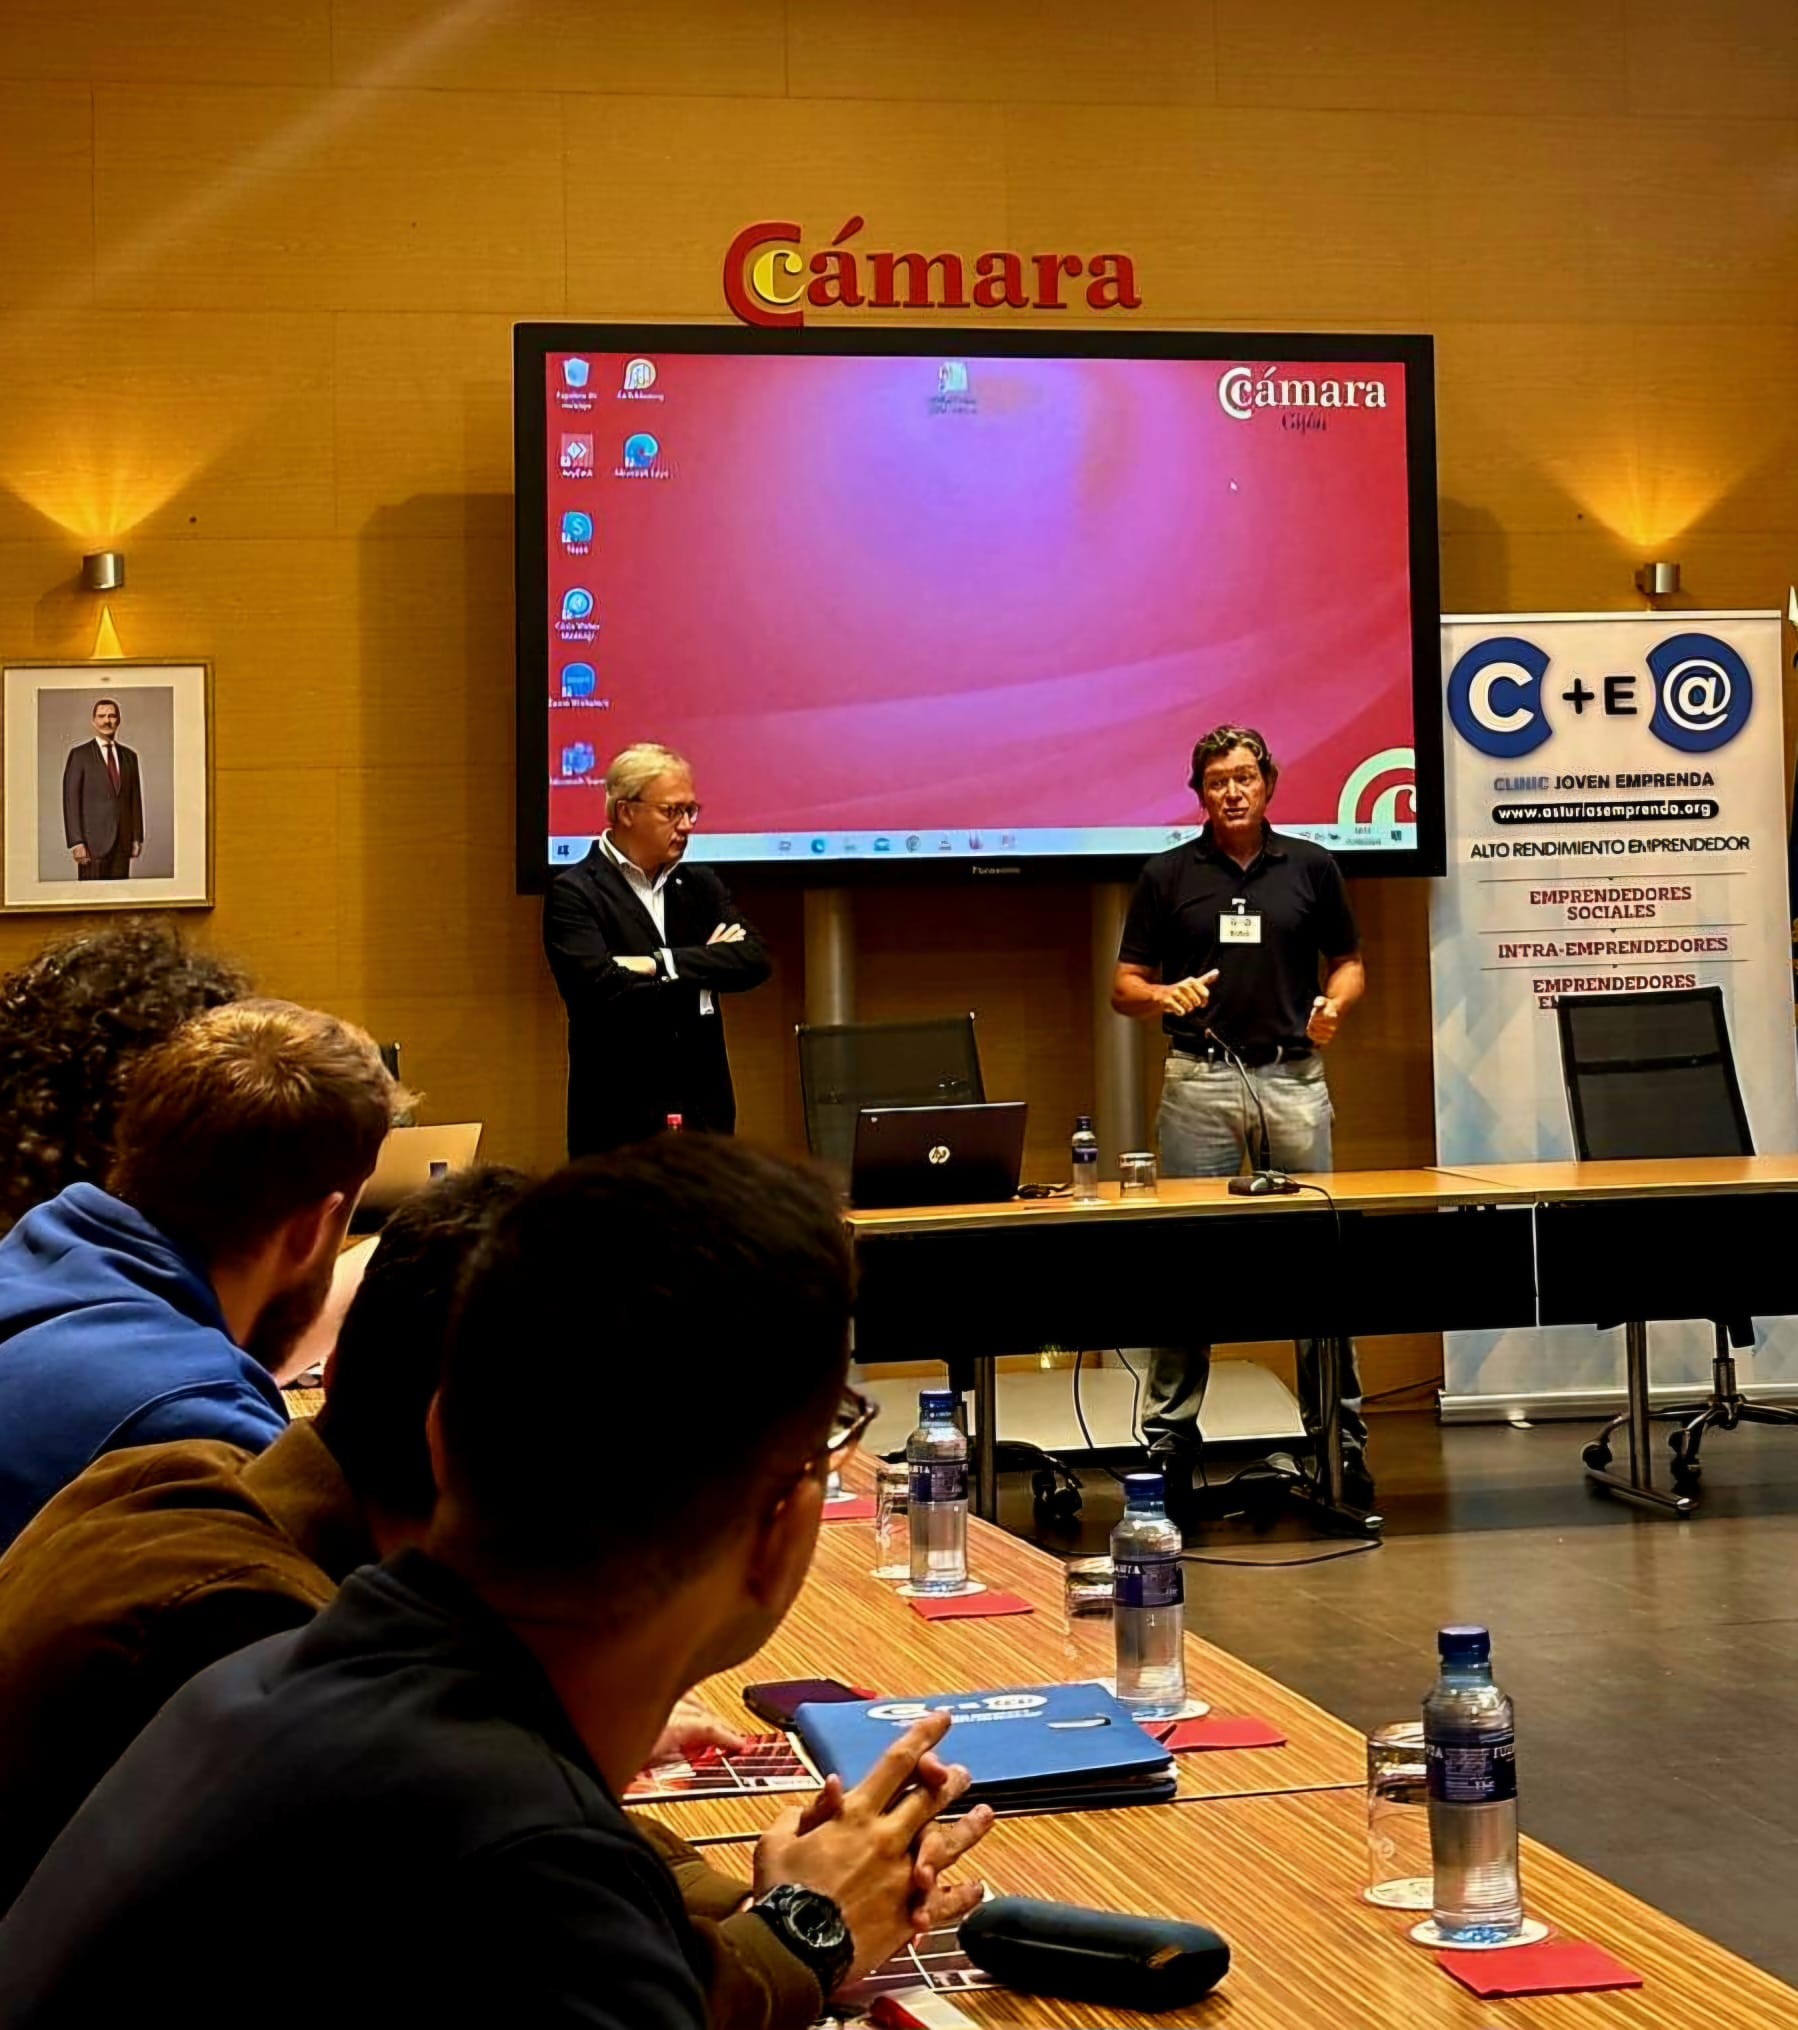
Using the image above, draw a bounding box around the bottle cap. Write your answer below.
[1122,1471,1165,1508]
[1438,1624,1491,1663]
[919,1389,958,1416]
[1075,1114,1093,1130]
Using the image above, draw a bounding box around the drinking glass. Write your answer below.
[1366,1721,1433,1909]
[1118,1151,1159,1197]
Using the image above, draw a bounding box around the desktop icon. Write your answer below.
[623,432,660,469]
[563,358,591,390]
[561,742,596,776]
[874,836,892,853]
[967,832,983,850]
[623,358,657,392]
[776,837,794,854]
[560,510,593,546]
[560,662,596,698]
[938,360,969,395]
[810,837,829,855]
[905,834,921,853]
[561,588,594,623]
[556,842,573,857]
[560,433,594,474]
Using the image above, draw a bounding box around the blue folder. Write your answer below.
[792,1682,1176,1813]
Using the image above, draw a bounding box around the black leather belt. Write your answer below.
[1170,1040,1313,1068]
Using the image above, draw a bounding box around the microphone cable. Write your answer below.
[1201,1024,1285,1185]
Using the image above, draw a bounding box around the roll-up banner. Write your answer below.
[1431,611,1797,1415]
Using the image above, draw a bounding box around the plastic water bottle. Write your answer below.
[1424,1625,1522,1943]
[1071,1114,1101,1201]
[906,1390,969,1594]
[1110,1472,1186,1719]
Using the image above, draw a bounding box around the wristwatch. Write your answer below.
[747,1884,854,1996]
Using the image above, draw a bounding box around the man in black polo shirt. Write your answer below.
[1112,725,1372,1509]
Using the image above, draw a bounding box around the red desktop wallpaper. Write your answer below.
[541,351,1418,852]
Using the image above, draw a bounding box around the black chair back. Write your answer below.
[796,1015,985,1174]
[1556,987,1752,1161]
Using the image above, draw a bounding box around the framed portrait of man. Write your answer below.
[1,661,212,910]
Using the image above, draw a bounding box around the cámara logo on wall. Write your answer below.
[723,217,1142,329]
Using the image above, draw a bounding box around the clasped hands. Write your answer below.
[753,1710,992,1986]
[616,922,745,977]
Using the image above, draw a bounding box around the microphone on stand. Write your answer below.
[1203,1026,1299,1195]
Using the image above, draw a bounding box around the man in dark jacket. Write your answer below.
[61,696,145,880]
[0,1137,992,2028]
[0,1000,402,1547]
[544,742,771,1155]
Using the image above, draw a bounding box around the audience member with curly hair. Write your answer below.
[0,922,249,1237]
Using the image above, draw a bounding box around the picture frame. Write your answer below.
[1,660,214,911]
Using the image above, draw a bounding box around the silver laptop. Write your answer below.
[353,1123,484,1226]
[849,1102,1028,1210]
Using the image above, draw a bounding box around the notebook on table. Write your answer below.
[791,1683,1175,1814]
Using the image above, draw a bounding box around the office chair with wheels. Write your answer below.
[1556,986,1797,1490]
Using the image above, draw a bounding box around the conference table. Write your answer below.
[632,1463,1798,2026]
[845,1155,1798,1521]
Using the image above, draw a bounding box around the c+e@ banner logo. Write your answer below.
[1447,631,1753,759]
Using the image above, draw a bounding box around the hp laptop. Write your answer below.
[849,1102,1027,1210]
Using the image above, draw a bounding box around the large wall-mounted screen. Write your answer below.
[515,326,1443,887]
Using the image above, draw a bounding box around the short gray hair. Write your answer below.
[605,742,689,823]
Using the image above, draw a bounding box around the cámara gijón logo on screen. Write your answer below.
[723,217,1141,328]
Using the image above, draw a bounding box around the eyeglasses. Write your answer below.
[793,1385,878,1484]
[626,798,702,825]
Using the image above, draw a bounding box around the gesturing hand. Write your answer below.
[1306,995,1341,1046]
[1157,969,1218,1018]
[751,1712,993,1986]
[646,1695,746,1767]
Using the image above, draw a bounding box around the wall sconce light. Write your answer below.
[80,551,126,592]
[1635,561,1680,599]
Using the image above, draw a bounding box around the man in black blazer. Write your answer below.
[544,743,771,1156]
[61,698,144,882]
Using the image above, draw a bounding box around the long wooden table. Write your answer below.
[846,1157,1798,1520]
[703,1789,1798,2028]
[630,1484,1363,1846]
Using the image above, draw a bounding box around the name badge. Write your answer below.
[1220,910,1262,945]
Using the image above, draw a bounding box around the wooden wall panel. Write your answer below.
[2,0,1794,1409]
[92,84,565,311]
[0,2,330,88]
[1003,108,1435,325]
[787,0,1215,107]
[0,84,94,310]
[1218,1,1628,115]
[1422,113,1798,327]
[0,312,335,544]
[333,314,519,537]
[563,95,1009,319]
[1625,0,1798,120]
[329,0,787,99]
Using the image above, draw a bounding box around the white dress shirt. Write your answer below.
[599,833,714,1013]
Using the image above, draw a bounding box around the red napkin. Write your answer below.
[819,1496,878,1522]
[908,1590,1035,1622]
[1152,1715,1287,1752]
[1437,1940,1643,1997]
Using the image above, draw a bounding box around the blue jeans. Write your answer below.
[1144,1051,1368,1461]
